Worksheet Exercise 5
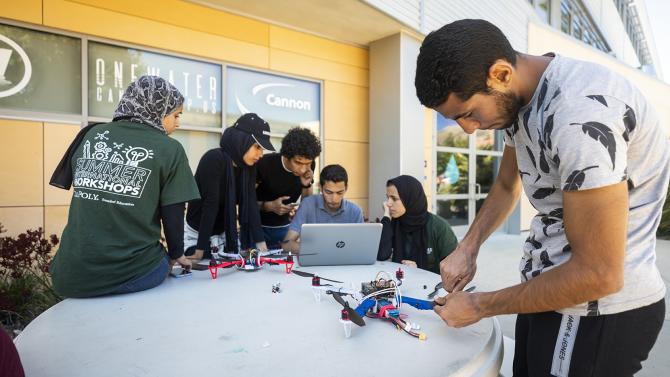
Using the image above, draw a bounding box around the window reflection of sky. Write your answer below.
[436,112,458,132]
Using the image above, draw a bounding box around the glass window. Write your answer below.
[88,41,222,128]
[535,0,551,22]
[226,67,320,136]
[226,67,322,185]
[436,199,468,226]
[436,152,468,195]
[475,130,504,151]
[0,24,81,114]
[572,19,583,40]
[582,29,591,45]
[436,113,468,148]
[560,2,571,33]
[476,155,501,194]
[559,0,610,54]
[170,130,221,173]
[614,0,651,67]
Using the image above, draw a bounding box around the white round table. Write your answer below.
[15,261,503,377]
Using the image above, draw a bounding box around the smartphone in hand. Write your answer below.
[170,268,192,278]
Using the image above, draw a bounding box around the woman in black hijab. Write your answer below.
[185,113,275,259]
[377,175,458,273]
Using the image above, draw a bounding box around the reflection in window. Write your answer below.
[476,155,501,194]
[534,0,551,22]
[475,130,504,151]
[0,24,82,114]
[436,152,468,195]
[436,199,468,226]
[613,0,653,68]
[87,41,222,128]
[561,2,571,33]
[436,114,468,148]
[559,0,610,53]
[572,19,582,40]
[170,130,221,173]
[225,67,322,187]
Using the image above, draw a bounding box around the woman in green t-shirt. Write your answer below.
[377,175,458,274]
[50,76,200,298]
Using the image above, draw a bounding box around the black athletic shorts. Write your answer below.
[513,299,665,377]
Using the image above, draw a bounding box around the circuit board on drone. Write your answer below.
[361,279,396,299]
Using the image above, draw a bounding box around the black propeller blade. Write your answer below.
[291,270,342,283]
[331,291,347,306]
[263,251,308,259]
[332,292,365,327]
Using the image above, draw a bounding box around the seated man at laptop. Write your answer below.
[282,164,364,253]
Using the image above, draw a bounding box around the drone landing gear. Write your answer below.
[208,257,245,279]
[340,316,353,338]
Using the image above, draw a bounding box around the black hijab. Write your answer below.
[387,175,430,269]
[218,126,258,252]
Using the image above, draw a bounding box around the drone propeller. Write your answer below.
[332,292,365,327]
[291,270,342,283]
[330,291,348,306]
[262,252,292,259]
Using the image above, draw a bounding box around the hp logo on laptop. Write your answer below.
[335,241,345,248]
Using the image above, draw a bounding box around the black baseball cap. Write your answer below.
[233,113,275,152]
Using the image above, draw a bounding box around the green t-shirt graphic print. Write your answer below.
[50,121,199,298]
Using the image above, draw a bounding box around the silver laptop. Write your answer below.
[298,223,383,266]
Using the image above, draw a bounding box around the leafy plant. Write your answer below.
[0,223,62,336]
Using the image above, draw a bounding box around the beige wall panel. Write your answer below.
[324,81,368,143]
[424,108,435,211]
[0,119,43,206]
[347,198,369,221]
[44,123,79,206]
[44,205,70,240]
[270,49,368,87]
[423,108,434,148]
[424,147,433,211]
[1,0,42,24]
[0,207,43,237]
[323,140,368,200]
[69,0,269,46]
[43,0,270,68]
[269,26,368,69]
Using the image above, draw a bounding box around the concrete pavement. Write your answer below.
[472,233,670,377]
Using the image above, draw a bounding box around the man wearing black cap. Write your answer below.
[185,113,275,259]
[256,127,322,249]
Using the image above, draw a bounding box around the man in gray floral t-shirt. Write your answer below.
[415,19,668,377]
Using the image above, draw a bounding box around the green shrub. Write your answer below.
[0,224,62,336]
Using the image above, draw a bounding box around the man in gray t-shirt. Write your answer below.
[282,164,364,253]
[415,19,668,377]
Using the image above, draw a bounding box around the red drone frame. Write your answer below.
[207,249,295,279]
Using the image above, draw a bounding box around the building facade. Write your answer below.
[0,0,668,239]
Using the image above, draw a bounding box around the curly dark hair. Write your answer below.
[415,19,518,108]
[319,164,348,187]
[280,127,321,160]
